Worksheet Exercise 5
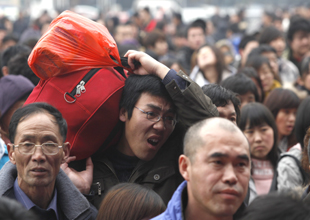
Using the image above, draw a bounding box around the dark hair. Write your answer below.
[295,97,310,149]
[301,56,310,77]
[2,34,18,45]
[221,73,259,102]
[194,43,226,84]
[186,19,206,38]
[259,26,284,45]
[248,44,277,58]
[143,29,166,48]
[245,55,272,74]
[8,52,40,85]
[119,74,175,120]
[240,191,310,220]
[173,12,182,21]
[287,17,310,42]
[96,183,166,220]
[202,84,240,123]
[238,35,257,50]
[9,102,67,143]
[0,197,39,220]
[239,67,265,102]
[238,102,279,168]
[1,44,31,67]
[264,88,299,119]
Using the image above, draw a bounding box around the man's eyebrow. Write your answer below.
[238,154,250,162]
[20,134,35,140]
[146,104,175,113]
[209,152,228,158]
[209,152,250,162]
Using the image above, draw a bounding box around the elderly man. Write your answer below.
[152,117,251,220]
[0,102,97,220]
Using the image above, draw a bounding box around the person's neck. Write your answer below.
[278,134,284,142]
[116,134,135,157]
[292,51,304,61]
[19,181,55,209]
[201,66,218,83]
[185,206,233,220]
[185,197,233,220]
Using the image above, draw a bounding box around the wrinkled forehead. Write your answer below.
[138,92,176,113]
[202,127,250,154]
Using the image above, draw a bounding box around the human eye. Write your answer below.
[21,142,34,148]
[244,129,253,134]
[146,111,157,119]
[230,117,236,123]
[43,142,58,148]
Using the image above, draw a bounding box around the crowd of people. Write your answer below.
[1,3,310,220]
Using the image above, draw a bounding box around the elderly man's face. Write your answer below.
[9,112,69,191]
[182,128,250,218]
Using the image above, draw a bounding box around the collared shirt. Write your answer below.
[14,178,59,220]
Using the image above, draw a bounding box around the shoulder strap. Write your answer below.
[91,120,123,160]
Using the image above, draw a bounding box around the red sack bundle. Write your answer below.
[26,11,130,160]
[28,10,124,79]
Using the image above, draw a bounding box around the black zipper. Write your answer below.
[64,68,101,103]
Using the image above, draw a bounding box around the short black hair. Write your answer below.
[8,52,40,85]
[2,34,18,45]
[1,44,31,68]
[287,16,310,42]
[202,84,240,123]
[238,35,257,50]
[9,102,67,143]
[143,30,166,48]
[248,44,277,58]
[221,73,259,102]
[119,74,175,120]
[259,26,284,45]
[240,191,310,220]
[186,19,206,38]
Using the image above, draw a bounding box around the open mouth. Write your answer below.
[147,138,159,146]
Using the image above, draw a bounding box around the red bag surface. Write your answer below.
[25,68,125,160]
[28,10,125,79]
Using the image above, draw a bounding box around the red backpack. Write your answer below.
[25,11,132,160]
[24,67,126,160]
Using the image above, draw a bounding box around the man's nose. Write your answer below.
[153,117,166,131]
[31,146,46,162]
[222,164,238,185]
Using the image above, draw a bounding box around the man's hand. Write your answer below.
[124,50,170,79]
[61,156,93,195]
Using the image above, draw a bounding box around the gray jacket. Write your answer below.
[0,162,97,220]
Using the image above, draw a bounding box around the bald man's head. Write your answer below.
[183,117,248,162]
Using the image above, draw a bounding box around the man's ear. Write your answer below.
[62,142,70,162]
[119,108,128,122]
[2,66,8,76]
[179,155,191,181]
[8,144,16,165]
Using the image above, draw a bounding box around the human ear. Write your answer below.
[2,66,8,76]
[179,155,191,181]
[119,108,128,122]
[62,142,70,162]
[8,144,16,165]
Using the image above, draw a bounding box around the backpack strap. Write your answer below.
[91,120,123,160]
